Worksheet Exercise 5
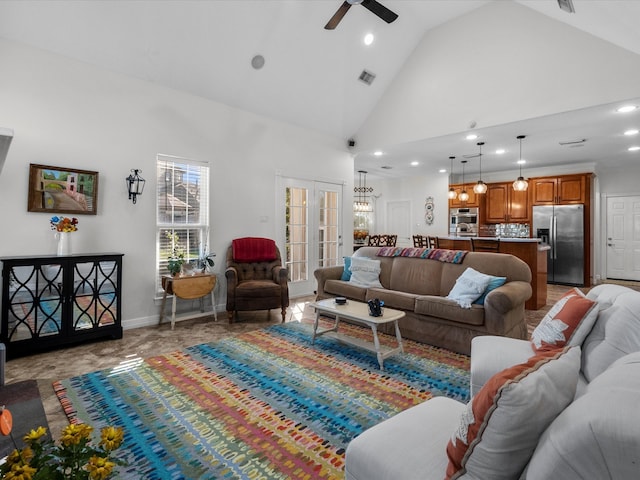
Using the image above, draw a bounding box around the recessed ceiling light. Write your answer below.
[439,168,447,173]
[466,134,478,140]
[374,150,383,156]
[617,105,638,113]
[364,33,374,46]
[410,161,419,166]
[517,159,526,165]
[624,129,639,136]
[629,146,640,152]
[251,54,265,70]
[495,149,506,155]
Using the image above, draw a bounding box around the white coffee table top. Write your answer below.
[310,298,405,325]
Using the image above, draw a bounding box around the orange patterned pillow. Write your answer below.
[531,287,599,352]
[445,347,580,480]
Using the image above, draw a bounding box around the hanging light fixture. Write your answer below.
[126,169,146,204]
[473,141,487,194]
[447,156,457,200]
[354,170,373,212]
[459,160,469,202]
[513,135,529,192]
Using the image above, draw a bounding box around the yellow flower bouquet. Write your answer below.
[0,408,125,480]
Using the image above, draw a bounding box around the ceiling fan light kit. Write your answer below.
[325,0,398,30]
[512,135,529,192]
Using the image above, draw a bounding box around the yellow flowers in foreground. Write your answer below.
[0,419,125,480]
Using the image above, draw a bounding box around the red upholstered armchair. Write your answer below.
[225,237,289,323]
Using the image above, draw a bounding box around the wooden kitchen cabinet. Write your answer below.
[448,184,481,208]
[484,182,530,223]
[530,174,588,205]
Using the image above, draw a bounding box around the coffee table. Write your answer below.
[309,298,405,370]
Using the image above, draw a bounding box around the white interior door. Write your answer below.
[279,177,342,297]
[386,200,411,246]
[606,195,640,281]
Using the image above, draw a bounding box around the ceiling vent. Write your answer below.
[359,70,376,86]
[559,138,587,146]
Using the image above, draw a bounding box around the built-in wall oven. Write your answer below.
[450,207,479,236]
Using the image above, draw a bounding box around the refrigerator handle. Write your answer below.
[552,215,558,260]
[549,215,556,260]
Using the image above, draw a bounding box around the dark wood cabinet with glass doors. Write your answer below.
[1,253,123,359]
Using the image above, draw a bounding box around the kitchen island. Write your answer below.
[437,236,548,310]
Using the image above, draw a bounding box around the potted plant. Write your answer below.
[165,231,185,276]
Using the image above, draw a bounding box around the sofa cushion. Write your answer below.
[366,288,418,312]
[473,275,507,305]
[389,256,443,295]
[415,296,485,326]
[349,257,383,288]
[531,287,599,352]
[525,351,640,480]
[445,347,580,480]
[446,268,493,308]
[341,256,352,281]
[582,284,640,382]
[323,279,367,302]
[345,397,465,480]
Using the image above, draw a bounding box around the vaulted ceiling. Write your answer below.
[1,0,639,177]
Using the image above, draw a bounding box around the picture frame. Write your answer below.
[27,163,99,215]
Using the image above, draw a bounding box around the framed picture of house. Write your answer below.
[27,163,99,215]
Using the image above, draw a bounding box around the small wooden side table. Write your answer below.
[160,273,218,329]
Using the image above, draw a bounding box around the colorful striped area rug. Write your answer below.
[54,321,470,479]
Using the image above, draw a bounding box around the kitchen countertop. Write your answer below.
[440,236,541,243]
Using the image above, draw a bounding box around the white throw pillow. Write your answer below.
[445,347,581,480]
[349,257,383,288]
[446,267,493,309]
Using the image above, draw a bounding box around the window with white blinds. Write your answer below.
[156,154,210,295]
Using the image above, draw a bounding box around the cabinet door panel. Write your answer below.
[531,178,557,205]
[509,188,530,222]
[558,175,586,204]
[448,184,479,208]
[485,183,508,223]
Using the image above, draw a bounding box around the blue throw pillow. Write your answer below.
[474,275,507,305]
[341,256,352,281]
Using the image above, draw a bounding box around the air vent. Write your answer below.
[381,165,392,170]
[359,70,376,85]
[559,138,587,146]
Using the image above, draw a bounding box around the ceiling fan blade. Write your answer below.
[325,2,352,30]
[361,0,398,24]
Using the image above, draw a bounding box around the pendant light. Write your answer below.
[473,142,487,194]
[447,156,457,200]
[512,135,528,192]
[459,160,469,202]
[354,170,373,212]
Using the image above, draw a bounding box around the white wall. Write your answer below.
[0,38,353,327]
[356,1,640,151]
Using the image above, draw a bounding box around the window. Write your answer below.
[156,154,209,295]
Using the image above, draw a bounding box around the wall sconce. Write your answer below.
[126,169,146,204]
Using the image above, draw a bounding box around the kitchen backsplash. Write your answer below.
[479,223,530,238]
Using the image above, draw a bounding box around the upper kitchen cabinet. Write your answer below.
[448,184,481,208]
[530,174,590,205]
[484,182,530,224]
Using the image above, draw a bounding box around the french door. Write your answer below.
[278,177,343,297]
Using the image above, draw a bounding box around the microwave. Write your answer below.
[450,207,479,236]
[450,207,478,225]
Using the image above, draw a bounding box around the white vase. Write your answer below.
[56,232,72,256]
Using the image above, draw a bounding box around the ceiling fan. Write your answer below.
[325,0,399,30]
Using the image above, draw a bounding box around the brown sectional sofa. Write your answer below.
[314,247,532,355]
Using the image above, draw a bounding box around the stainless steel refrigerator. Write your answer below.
[532,204,584,285]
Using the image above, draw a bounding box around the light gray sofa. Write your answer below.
[345,284,640,480]
[314,247,532,355]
